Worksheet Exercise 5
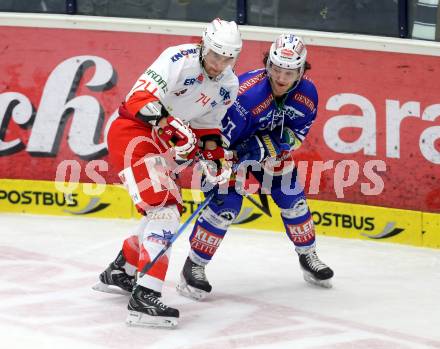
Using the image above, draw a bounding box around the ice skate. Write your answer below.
[298,247,334,288]
[176,257,212,301]
[92,251,135,295]
[126,285,179,328]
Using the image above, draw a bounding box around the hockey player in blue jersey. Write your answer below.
[177,33,334,300]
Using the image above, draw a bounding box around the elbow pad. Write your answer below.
[136,101,169,126]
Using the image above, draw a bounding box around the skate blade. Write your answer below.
[176,280,208,301]
[92,281,131,295]
[126,310,178,328]
[303,271,333,289]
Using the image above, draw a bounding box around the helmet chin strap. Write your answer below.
[199,48,214,80]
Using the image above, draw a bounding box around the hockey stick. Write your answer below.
[138,193,214,278]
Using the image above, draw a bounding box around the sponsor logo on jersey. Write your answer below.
[219,87,231,105]
[197,73,204,83]
[293,92,315,112]
[190,226,223,256]
[233,100,249,117]
[210,100,218,108]
[170,48,198,62]
[286,216,315,244]
[184,78,196,85]
[145,69,168,92]
[251,94,274,116]
[238,71,266,96]
[174,88,187,96]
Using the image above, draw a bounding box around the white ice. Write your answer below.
[1,213,439,349]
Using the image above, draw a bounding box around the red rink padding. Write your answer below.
[0,26,439,212]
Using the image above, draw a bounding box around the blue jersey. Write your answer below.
[222,68,318,150]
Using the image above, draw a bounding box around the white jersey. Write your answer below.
[126,43,239,131]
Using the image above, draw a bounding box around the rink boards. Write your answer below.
[0,178,438,249]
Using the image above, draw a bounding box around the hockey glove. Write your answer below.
[235,132,291,166]
[281,127,302,152]
[158,116,197,157]
[197,147,234,185]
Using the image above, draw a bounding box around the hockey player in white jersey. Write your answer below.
[93,18,242,328]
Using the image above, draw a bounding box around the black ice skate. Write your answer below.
[92,250,135,295]
[298,248,334,288]
[126,285,179,328]
[176,257,212,300]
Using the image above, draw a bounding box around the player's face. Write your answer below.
[203,50,236,78]
[268,64,301,97]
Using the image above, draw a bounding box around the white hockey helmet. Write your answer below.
[202,18,242,58]
[268,34,307,70]
[266,34,307,90]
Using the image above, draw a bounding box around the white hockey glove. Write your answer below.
[198,147,233,185]
[158,116,197,157]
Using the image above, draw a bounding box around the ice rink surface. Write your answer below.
[1,213,439,349]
